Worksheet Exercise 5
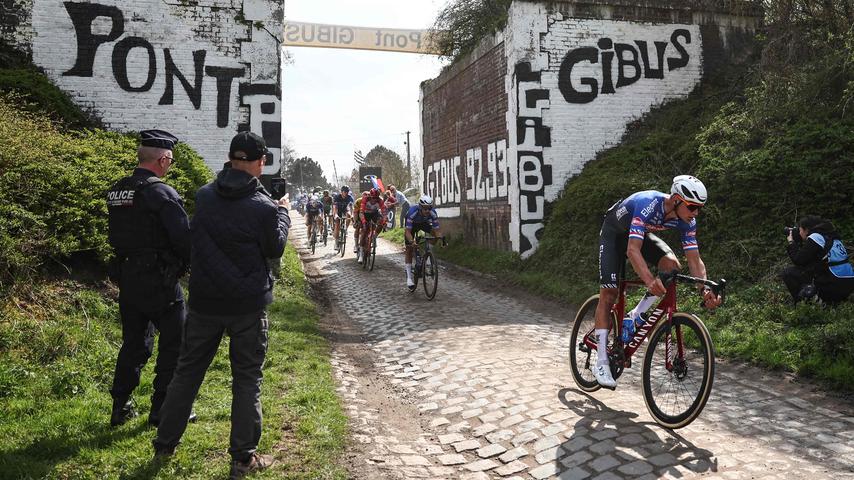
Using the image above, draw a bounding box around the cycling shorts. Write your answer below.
[598,205,673,289]
[362,211,381,225]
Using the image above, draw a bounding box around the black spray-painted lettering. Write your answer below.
[62,1,124,77]
[558,29,692,104]
[112,36,156,92]
[205,66,246,128]
[515,62,553,258]
[159,49,206,109]
[62,2,249,128]
[238,83,283,168]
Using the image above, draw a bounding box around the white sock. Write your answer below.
[595,328,609,367]
[628,292,659,320]
[405,263,412,278]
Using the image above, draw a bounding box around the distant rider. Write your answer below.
[404,195,443,289]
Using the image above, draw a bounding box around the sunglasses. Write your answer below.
[685,203,702,212]
[161,155,174,165]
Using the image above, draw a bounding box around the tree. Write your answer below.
[282,156,331,192]
[431,0,512,61]
[364,145,411,189]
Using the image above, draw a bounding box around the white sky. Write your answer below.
[281,0,448,185]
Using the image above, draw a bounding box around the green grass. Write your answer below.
[0,244,347,479]
[378,226,405,244]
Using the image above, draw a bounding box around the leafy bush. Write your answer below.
[0,93,211,296]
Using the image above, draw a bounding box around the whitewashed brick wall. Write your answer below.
[505,2,703,258]
[8,0,283,175]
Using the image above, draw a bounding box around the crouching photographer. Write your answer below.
[781,215,854,304]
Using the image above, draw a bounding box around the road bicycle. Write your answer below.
[308,220,318,255]
[322,213,331,247]
[359,219,380,271]
[568,271,725,429]
[335,215,348,257]
[410,232,445,300]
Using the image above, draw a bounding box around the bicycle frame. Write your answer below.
[581,279,678,364]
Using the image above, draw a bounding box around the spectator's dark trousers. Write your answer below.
[153,309,268,460]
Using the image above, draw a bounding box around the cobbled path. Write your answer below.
[292,222,854,479]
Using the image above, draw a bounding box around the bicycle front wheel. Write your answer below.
[339,227,347,257]
[422,251,438,300]
[368,236,377,271]
[311,230,316,255]
[642,312,715,429]
[569,295,615,392]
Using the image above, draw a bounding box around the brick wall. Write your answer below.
[421,0,761,258]
[2,0,284,176]
[420,35,510,250]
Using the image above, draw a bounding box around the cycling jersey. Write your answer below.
[613,191,697,251]
[321,195,333,214]
[360,197,386,216]
[332,193,354,216]
[306,200,323,216]
[598,191,697,289]
[405,205,440,230]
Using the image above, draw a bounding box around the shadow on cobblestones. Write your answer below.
[557,388,717,478]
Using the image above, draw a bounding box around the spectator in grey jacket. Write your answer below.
[153,132,290,478]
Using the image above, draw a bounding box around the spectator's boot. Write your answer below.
[230,453,275,479]
[110,396,137,427]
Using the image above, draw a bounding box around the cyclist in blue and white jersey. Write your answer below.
[593,175,721,388]
[331,185,354,245]
[404,195,443,290]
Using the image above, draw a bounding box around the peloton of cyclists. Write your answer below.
[593,175,722,389]
[404,195,443,290]
[357,188,387,264]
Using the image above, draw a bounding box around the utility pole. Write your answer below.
[332,160,339,188]
[405,131,411,187]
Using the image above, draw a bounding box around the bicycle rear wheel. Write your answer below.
[568,295,615,392]
[311,229,316,255]
[368,236,377,271]
[422,251,438,300]
[642,312,715,429]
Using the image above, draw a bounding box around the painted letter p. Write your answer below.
[63,2,125,77]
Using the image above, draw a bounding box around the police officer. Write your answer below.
[106,130,194,427]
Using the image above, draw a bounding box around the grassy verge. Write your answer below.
[0,244,347,479]
[378,226,405,244]
[440,240,854,391]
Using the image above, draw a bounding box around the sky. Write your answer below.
[281,0,448,186]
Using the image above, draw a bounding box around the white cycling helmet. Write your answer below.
[671,175,707,205]
[418,194,433,207]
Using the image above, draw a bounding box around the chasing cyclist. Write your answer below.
[332,185,354,246]
[404,195,443,290]
[357,188,386,264]
[321,190,333,239]
[305,194,324,242]
[593,175,721,388]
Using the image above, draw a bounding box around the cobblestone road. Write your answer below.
[292,222,854,479]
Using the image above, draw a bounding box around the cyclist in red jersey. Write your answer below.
[357,188,386,264]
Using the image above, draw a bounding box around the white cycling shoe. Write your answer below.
[357,253,364,264]
[406,277,415,290]
[592,364,617,389]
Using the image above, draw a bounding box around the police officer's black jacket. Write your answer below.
[107,167,191,309]
[189,168,291,315]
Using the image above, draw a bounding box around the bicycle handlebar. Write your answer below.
[659,270,727,307]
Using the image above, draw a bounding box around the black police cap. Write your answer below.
[139,130,179,150]
[229,131,268,161]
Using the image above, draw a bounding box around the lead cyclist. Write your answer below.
[593,175,722,388]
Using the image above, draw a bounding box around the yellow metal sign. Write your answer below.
[283,21,441,55]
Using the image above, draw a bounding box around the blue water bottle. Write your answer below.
[621,315,635,343]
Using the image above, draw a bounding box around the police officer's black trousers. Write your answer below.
[154,309,268,461]
[110,299,185,413]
